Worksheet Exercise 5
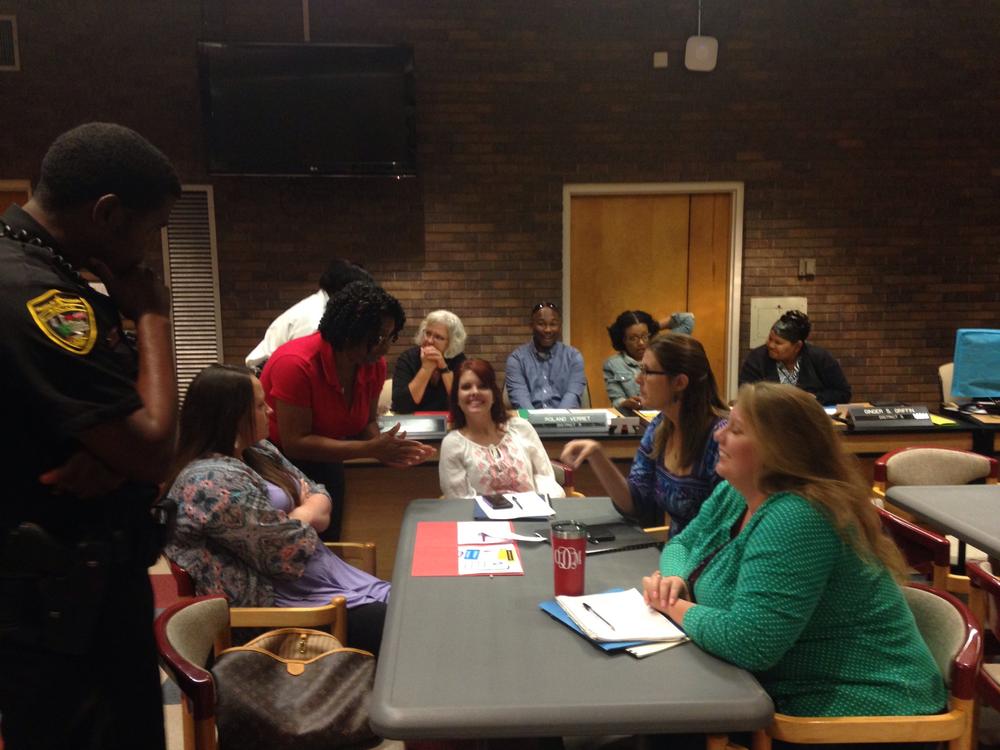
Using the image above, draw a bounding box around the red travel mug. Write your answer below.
[551,521,587,596]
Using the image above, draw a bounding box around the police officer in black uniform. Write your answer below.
[0,123,180,750]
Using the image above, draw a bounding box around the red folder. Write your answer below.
[411,522,460,576]
[411,521,523,577]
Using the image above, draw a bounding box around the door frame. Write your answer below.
[562,181,744,400]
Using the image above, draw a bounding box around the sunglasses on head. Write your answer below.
[531,302,560,314]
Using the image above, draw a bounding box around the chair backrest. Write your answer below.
[377,378,393,415]
[939,362,954,404]
[903,583,981,700]
[159,595,231,674]
[874,447,998,487]
[580,380,591,408]
[155,596,235,750]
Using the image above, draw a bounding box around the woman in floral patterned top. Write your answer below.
[439,359,565,499]
[562,333,728,536]
[164,364,390,655]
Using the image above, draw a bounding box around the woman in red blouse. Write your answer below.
[261,281,435,540]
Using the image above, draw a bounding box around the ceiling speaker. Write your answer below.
[684,35,718,72]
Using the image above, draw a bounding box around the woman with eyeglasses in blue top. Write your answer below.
[562,332,728,536]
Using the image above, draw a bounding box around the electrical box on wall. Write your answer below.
[749,297,807,348]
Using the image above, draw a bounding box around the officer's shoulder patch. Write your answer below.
[26,289,97,355]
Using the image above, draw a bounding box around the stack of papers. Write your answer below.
[556,589,686,643]
[474,492,556,520]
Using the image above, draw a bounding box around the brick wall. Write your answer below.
[2,0,998,404]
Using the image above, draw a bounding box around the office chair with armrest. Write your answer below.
[940,362,956,407]
[748,583,981,750]
[873,447,998,500]
[550,459,584,497]
[877,507,968,593]
[155,594,362,750]
[155,595,230,750]
[873,446,998,588]
[167,542,376,647]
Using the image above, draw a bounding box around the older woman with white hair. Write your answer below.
[391,309,468,413]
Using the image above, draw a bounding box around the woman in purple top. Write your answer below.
[165,364,390,655]
[562,333,728,536]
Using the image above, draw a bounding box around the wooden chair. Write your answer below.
[872,446,998,590]
[967,560,1000,716]
[168,542,376,646]
[873,447,998,502]
[877,507,968,593]
[155,594,356,750]
[551,459,584,497]
[748,583,981,750]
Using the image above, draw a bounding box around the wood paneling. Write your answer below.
[688,194,732,391]
[570,194,691,407]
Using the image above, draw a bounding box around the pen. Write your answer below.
[582,602,615,631]
[511,496,522,509]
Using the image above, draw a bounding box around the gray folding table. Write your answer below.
[370,497,774,740]
[886,484,1000,560]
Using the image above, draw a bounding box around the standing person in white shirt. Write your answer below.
[439,358,565,499]
[245,259,372,371]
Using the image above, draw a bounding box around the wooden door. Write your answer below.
[569,193,731,406]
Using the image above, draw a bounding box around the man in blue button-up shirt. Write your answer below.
[505,302,587,409]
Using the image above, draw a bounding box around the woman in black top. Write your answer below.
[739,310,851,405]
[391,309,467,412]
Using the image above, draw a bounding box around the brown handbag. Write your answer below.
[212,628,379,749]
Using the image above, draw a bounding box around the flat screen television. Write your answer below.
[951,328,1000,398]
[197,42,416,176]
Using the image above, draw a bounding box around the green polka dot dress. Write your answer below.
[662,483,947,717]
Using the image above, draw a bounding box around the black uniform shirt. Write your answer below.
[0,205,147,534]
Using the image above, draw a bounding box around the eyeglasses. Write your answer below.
[531,302,560,315]
[372,331,400,348]
[638,364,670,377]
[626,333,650,344]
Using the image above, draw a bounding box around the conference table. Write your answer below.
[347,409,992,580]
[369,497,774,741]
[886,484,1000,560]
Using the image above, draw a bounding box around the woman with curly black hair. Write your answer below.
[738,310,852,405]
[260,281,435,540]
[603,310,660,410]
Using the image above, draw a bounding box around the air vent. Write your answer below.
[162,186,223,402]
[0,16,20,71]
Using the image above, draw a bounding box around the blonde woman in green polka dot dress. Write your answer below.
[643,382,946,724]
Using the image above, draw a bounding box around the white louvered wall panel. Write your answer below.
[161,186,222,402]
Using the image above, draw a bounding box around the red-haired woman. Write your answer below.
[438,359,566,499]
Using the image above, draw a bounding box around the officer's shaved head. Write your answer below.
[35,122,181,214]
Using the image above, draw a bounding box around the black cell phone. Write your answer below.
[482,493,514,510]
[585,524,616,543]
